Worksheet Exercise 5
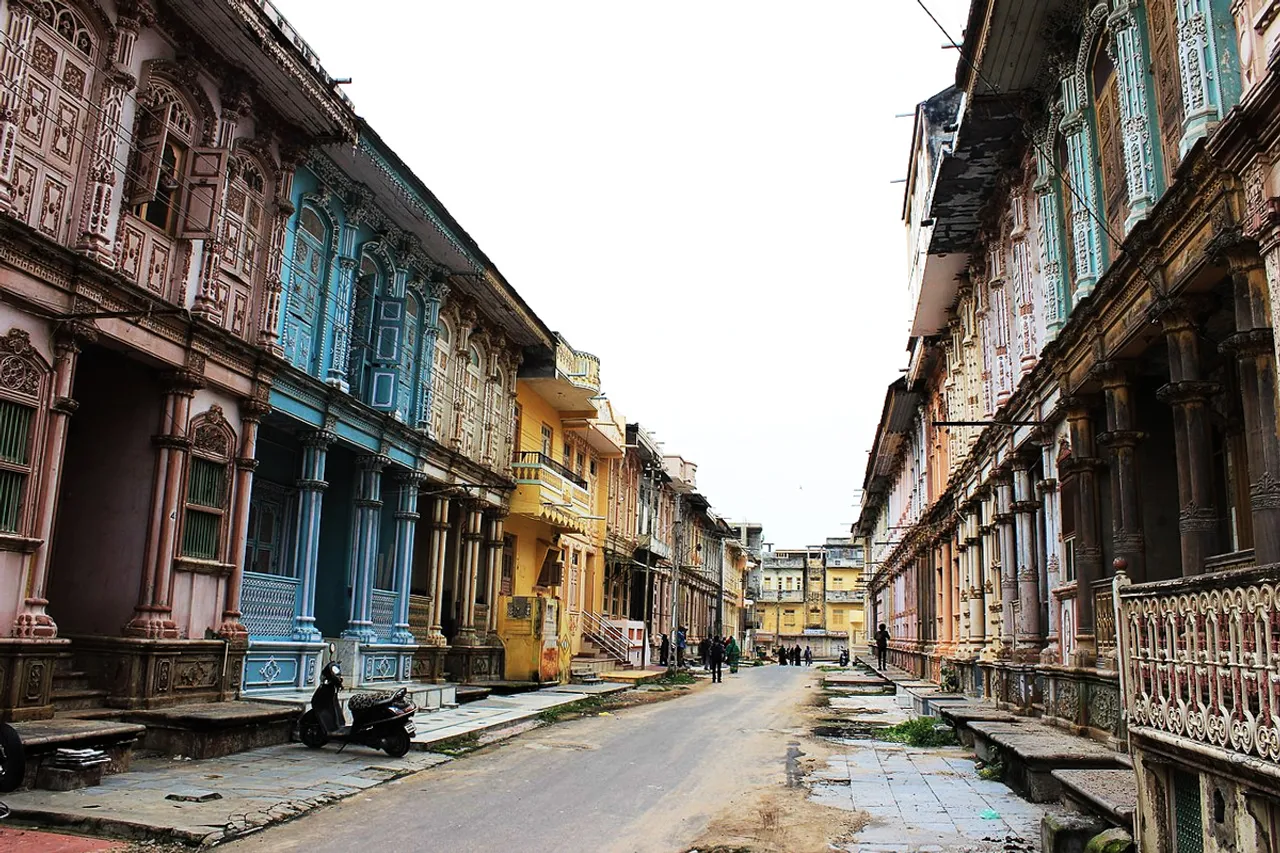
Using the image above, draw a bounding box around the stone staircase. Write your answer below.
[50,655,110,717]
[570,636,633,684]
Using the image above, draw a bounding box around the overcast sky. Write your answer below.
[272,0,970,548]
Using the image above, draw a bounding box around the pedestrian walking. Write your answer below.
[776,645,786,666]
[709,636,725,683]
[804,645,813,666]
[791,645,801,666]
[676,626,687,667]
[876,623,890,671]
[726,635,740,674]
[659,633,670,666]
[698,636,711,671]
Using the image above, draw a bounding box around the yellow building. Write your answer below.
[753,539,866,657]
[497,335,622,683]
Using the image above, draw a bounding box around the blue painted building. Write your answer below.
[239,126,551,692]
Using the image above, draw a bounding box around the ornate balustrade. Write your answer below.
[1094,579,1116,660]
[371,589,398,643]
[1116,565,1280,766]
[242,572,300,639]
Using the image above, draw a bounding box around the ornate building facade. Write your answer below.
[858,1,1280,848]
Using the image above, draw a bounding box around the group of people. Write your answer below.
[775,644,813,666]
[657,628,740,683]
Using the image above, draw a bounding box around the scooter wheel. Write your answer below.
[298,711,328,749]
[0,723,23,795]
[381,728,411,758]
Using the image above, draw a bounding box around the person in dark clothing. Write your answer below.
[698,637,711,671]
[659,633,670,666]
[709,637,725,683]
[803,646,813,666]
[676,626,687,667]
[875,623,890,670]
[791,645,801,666]
[776,645,786,666]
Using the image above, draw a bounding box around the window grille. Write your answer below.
[0,400,32,534]
[182,457,227,560]
[1172,770,1204,853]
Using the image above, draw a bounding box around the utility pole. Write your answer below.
[641,461,659,663]
[669,493,683,673]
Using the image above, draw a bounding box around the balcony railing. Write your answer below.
[825,589,861,603]
[514,451,588,490]
[760,590,804,603]
[1094,579,1116,660]
[1117,565,1280,767]
[764,557,804,569]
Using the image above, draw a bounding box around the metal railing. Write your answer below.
[581,611,631,665]
[1094,579,1116,658]
[513,451,588,489]
[1117,565,1280,765]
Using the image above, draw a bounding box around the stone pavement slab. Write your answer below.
[544,682,631,695]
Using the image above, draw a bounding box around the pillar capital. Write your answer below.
[1156,380,1221,406]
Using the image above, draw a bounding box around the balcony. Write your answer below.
[764,557,804,569]
[510,451,592,536]
[636,532,672,561]
[759,590,804,603]
[825,590,863,603]
[1116,565,1280,770]
[519,335,600,416]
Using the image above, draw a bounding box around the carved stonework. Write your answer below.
[1088,683,1119,733]
[191,404,232,456]
[0,328,46,399]
[1056,679,1080,721]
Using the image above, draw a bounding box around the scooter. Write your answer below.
[0,721,24,819]
[298,657,417,758]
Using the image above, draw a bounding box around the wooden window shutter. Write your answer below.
[368,367,398,411]
[372,297,405,366]
[129,102,172,208]
[1095,73,1127,256]
[178,147,229,239]
[1146,0,1184,185]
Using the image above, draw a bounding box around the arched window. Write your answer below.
[131,81,200,234]
[223,156,266,278]
[432,318,452,441]
[1145,0,1184,185]
[181,407,235,562]
[1092,39,1128,259]
[283,205,329,374]
[10,0,97,240]
[398,294,421,423]
[0,329,48,535]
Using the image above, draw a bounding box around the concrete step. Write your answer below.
[570,656,615,677]
[10,718,145,791]
[1053,768,1138,831]
[967,720,1124,803]
[51,670,91,692]
[50,687,109,712]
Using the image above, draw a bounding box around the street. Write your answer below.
[223,666,823,853]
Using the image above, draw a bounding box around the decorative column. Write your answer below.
[1059,75,1105,299]
[1108,2,1160,228]
[979,497,999,649]
[191,90,250,324]
[454,502,484,646]
[966,507,986,654]
[1063,399,1104,663]
[342,455,385,643]
[1038,432,1063,665]
[75,11,139,266]
[483,510,506,639]
[258,145,303,354]
[1034,115,1068,340]
[0,1,35,214]
[1156,306,1220,574]
[389,472,423,645]
[956,531,970,652]
[1174,0,1232,155]
[1012,460,1043,656]
[1223,247,1280,565]
[290,430,331,641]
[13,322,94,637]
[326,223,360,390]
[219,396,269,640]
[126,369,201,638]
[1098,363,1147,579]
[425,495,450,645]
[995,476,1017,657]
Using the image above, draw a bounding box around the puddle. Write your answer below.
[812,721,881,740]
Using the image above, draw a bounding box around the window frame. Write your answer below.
[179,410,235,564]
[0,331,48,539]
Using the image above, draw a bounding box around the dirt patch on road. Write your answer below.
[687,787,868,853]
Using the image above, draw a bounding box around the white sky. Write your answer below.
[272,0,970,548]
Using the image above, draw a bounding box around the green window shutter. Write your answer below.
[0,400,34,534]
[182,458,227,559]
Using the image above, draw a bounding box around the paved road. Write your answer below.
[224,664,818,853]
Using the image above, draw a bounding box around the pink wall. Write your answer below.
[47,347,159,637]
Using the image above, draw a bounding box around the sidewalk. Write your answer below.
[2,683,630,846]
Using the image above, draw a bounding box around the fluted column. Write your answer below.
[13,322,93,637]
[1157,307,1220,574]
[995,476,1016,657]
[126,370,202,638]
[291,430,331,642]
[1174,0,1232,155]
[326,224,360,390]
[425,495,450,645]
[1098,362,1147,580]
[454,503,484,646]
[1012,460,1043,656]
[979,498,999,649]
[965,508,985,654]
[219,397,269,640]
[342,455,385,642]
[390,472,423,645]
[1060,78,1104,299]
[939,536,954,650]
[0,1,35,214]
[1063,399,1104,663]
[484,510,506,638]
[1107,2,1159,228]
[1223,247,1280,565]
[1038,434,1063,665]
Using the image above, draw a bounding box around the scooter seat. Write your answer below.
[347,691,397,713]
